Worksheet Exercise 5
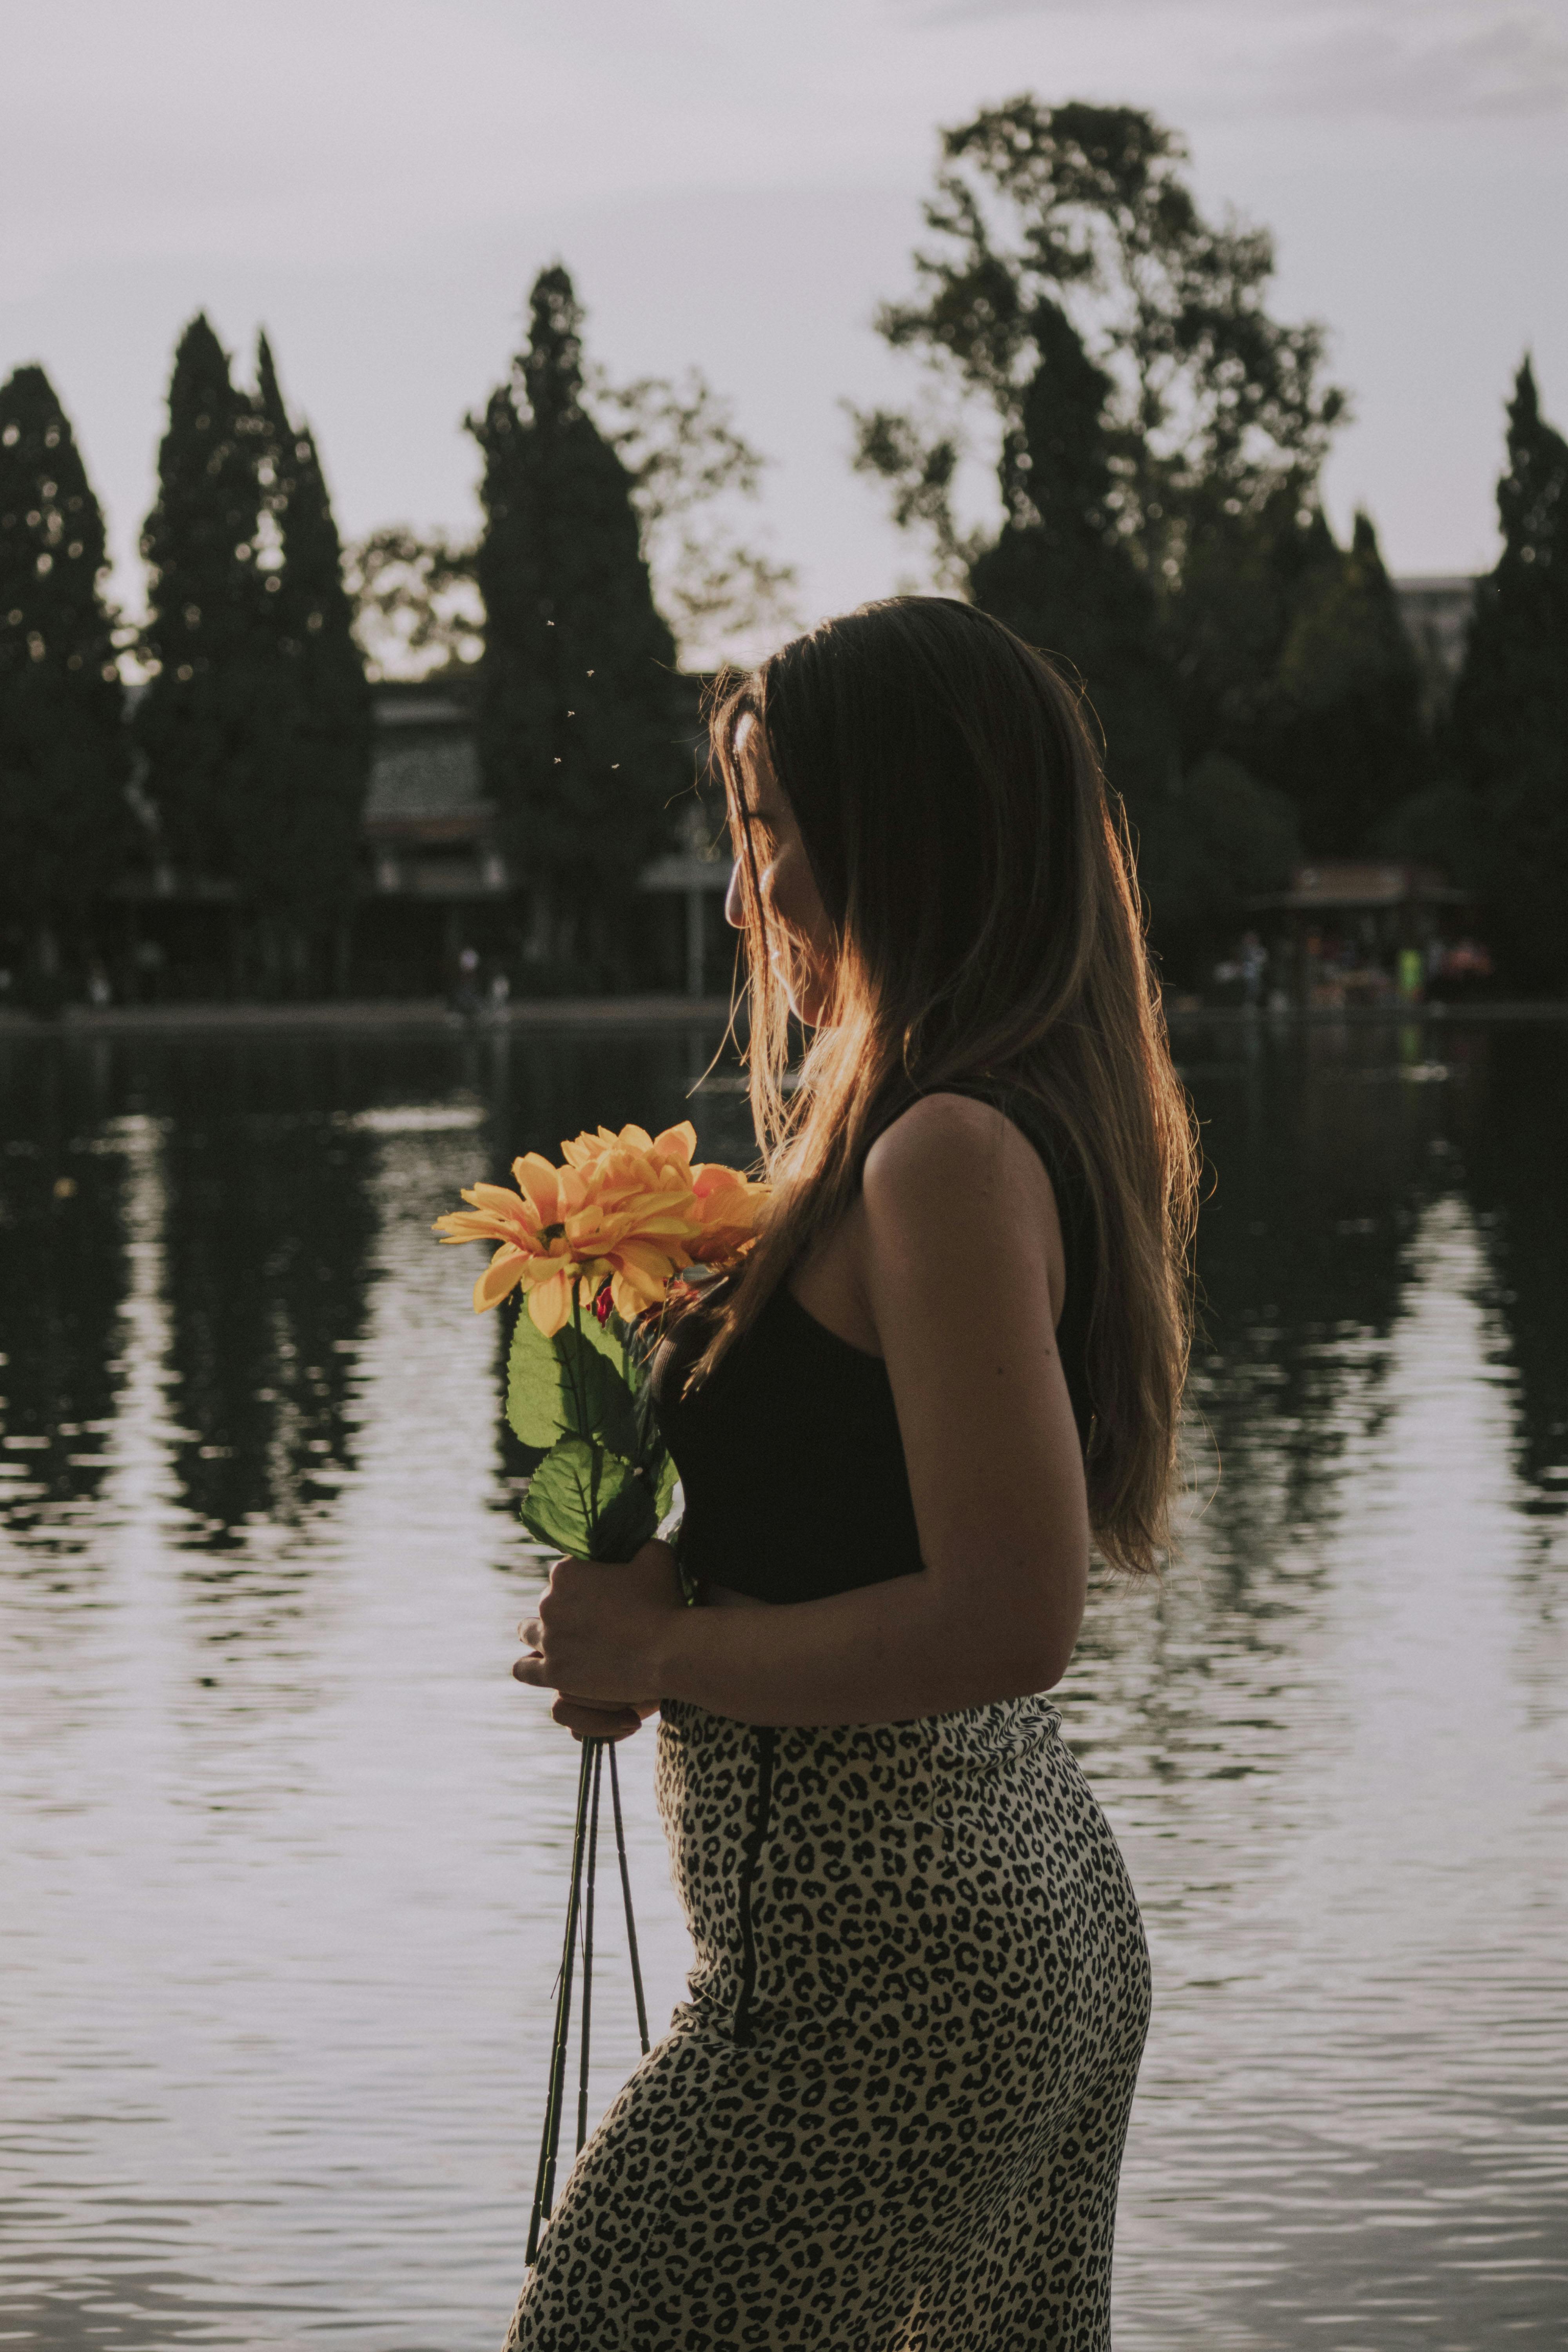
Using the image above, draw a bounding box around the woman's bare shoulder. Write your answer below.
[862,1089,1063,1271]
[859,1088,1068,1337]
[864,1088,1055,1194]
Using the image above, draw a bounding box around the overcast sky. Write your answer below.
[4,0,1565,641]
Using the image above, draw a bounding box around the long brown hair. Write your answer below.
[684,595,1198,1578]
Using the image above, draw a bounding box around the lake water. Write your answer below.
[1,1015,1564,2351]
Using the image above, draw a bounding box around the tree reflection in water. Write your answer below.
[0,1014,1563,2350]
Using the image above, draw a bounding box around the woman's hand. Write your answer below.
[513,1538,684,1740]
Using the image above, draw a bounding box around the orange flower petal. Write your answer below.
[474,1244,526,1313]
[652,1122,697,1164]
[526,1271,572,1337]
[612,1239,682,1283]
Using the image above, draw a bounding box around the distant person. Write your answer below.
[1239,928,1267,1008]
[509,598,1198,2350]
[453,944,481,1020]
[1397,946,1424,1005]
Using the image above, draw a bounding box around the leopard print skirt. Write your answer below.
[504,1695,1150,2351]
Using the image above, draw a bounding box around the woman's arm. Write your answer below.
[517,1093,1091,1728]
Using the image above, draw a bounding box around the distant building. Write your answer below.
[354,682,503,993]
[1394,575,1477,721]
[357,679,730,997]
[95,675,731,1002]
[1249,860,1472,1007]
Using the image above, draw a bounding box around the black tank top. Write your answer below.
[648,1081,1096,1605]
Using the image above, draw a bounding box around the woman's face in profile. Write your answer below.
[724,716,834,1026]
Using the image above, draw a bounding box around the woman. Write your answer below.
[508,596,1197,2350]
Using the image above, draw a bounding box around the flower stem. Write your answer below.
[576,1740,603,2154]
[609,1742,650,2056]
[526,1736,595,2267]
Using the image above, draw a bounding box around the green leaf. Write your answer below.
[506,1311,639,1457]
[519,1436,657,1563]
[593,1474,660,1564]
[653,1446,679,1523]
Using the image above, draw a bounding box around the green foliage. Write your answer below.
[520,1434,657,1562]
[348,366,791,681]
[134,318,368,986]
[967,299,1176,802]
[1135,754,1299,961]
[470,266,688,982]
[135,313,279,887]
[853,98,1346,593]
[343,526,483,680]
[592,367,798,667]
[1454,358,1568,990]
[253,332,372,946]
[507,1307,640,1459]
[855,95,1369,965]
[1165,490,1340,769]
[1260,510,1430,853]
[507,1293,677,1563]
[0,365,132,965]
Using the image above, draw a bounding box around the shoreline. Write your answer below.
[0,994,1562,1038]
[0,994,744,1036]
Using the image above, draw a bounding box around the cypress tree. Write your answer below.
[1262,509,1429,853]
[470,266,683,982]
[254,332,371,984]
[968,299,1176,808]
[963,299,1296,976]
[0,365,131,990]
[1169,488,1342,776]
[1454,358,1568,989]
[136,314,278,898]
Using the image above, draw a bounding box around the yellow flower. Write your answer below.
[689,1161,768,1262]
[432,1119,768,1335]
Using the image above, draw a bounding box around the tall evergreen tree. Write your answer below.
[254,332,371,981]
[0,366,132,986]
[470,267,683,980]
[1454,358,1568,989]
[1167,487,1341,772]
[968,299,1175,806]
[1260,510,1430,854]
[136,313,279,893]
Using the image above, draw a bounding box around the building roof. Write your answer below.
[365,686,490,843]
[1252,861,1468,912]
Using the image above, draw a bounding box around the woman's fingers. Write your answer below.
[550,1694,645,1742]
[512,1646,659,1737]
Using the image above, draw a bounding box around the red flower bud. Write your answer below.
[592,1279,614,1325]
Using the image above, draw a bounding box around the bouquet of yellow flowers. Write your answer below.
[434,1116,766,2259]
[435,1117,765,1566]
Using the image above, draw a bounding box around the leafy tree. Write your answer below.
[350,365,793,681]
[135,312,278,893]
[1134,753,1299,968]
[1261,510,1430,854]
[1165,487,1341,772]
[592,368,797,667]
[469,265,688,981]
[852,98,1346,594]
[966,297,1175,801]
[254,332,372,982]
[343,526,484,680]
[1454,358,1568,989]
[852,97,1350,971]
[0,365,131,989]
